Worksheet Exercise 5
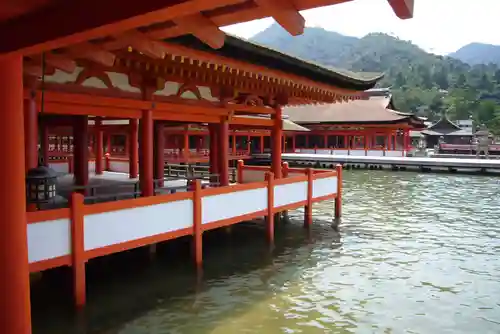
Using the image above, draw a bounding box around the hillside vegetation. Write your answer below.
[252,24,500,134]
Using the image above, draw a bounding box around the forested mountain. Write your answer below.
[449,43,500,66]
[251,24,500,134]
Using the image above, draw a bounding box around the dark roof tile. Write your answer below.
[283,96,424,127]
[165,34,383,91]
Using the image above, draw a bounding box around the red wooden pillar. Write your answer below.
[24,92,39,213]
[129,119,138,178]
[24,89,38,172]
[266,172,275,243]
[183,131,189,159]
[193,180,202,267]
[0,56,32,334]
[271,106,283,179]
[70,192,86,308]
[140,110,154,196]
[218,118,230,186]
[94,117,104,175]
[292,135,296,152]
[403,129,409,152]
[154,122,165,187]
[73,115,89,192]
[209,124,219,175]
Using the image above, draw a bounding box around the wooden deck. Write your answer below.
[253,153,500,175]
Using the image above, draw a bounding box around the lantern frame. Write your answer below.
[26,163,58,205]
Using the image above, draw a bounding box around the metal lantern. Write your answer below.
[26,163,58,204]
[25,52,58,205]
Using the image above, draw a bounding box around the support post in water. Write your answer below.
[304,168,313,228]
[193,179,203,268]
[335,164,342,219]
[236,159,244,184]
[265,172,275,244]
[281,162,290,222]
[71,192,86,308]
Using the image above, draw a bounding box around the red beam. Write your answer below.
[387,0,414,19]
[0,0,245,57]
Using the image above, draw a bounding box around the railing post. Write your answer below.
[193,180,203,268]
[104,153,110,171]
[304,168,313,228]
[70,192,86,308]
[236,160,244,183]
[282,161,289,178]
[265,172,275,244]
[335,164,342,219]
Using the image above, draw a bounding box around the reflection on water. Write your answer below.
[33,171,500,334]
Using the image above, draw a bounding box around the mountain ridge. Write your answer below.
[252,25,500,66]
[249,24,500,134]
[449,42,500,65]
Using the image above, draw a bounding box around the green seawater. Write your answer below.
[33,171,500,334]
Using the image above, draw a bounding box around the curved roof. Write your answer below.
[283,95,425,128]
[166,34,384,91]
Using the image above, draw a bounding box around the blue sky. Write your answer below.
[222,0,500,55]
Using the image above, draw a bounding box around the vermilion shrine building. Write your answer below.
[0,0,414,332]
[79,88,425,163]
[283,88,425,157]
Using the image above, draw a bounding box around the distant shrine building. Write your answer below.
[282,88,425,157]
[423,116,499,155]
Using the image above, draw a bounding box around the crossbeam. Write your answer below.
[253,0,304,36]
[387,0,414,19]
[0,0,246,57]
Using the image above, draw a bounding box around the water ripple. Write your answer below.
[33,171,500,334]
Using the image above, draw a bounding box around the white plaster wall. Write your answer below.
[316,149,331,155]
[367,150,384,157]
[109,161,130,173]
[154,82,218,101]
[274,181,307,208]
[349,150,367,156]
[386,150,405,157]
[333,150,349,156]
[202,187,267,224]
[84,199,193,250]
[312,176,338,199]
[89,160,96,173]
[242,169,268,183]
[27,219,71,263]
[49,162,69,174]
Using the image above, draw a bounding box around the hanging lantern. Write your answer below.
[26,162,58,204]
[25,51,58,205]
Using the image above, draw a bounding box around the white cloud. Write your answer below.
[222,0,500,55]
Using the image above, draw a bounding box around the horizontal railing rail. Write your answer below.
[25,162,342,312]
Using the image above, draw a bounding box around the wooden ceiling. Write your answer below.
[0,0,53,21]
[0,0,414,57]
